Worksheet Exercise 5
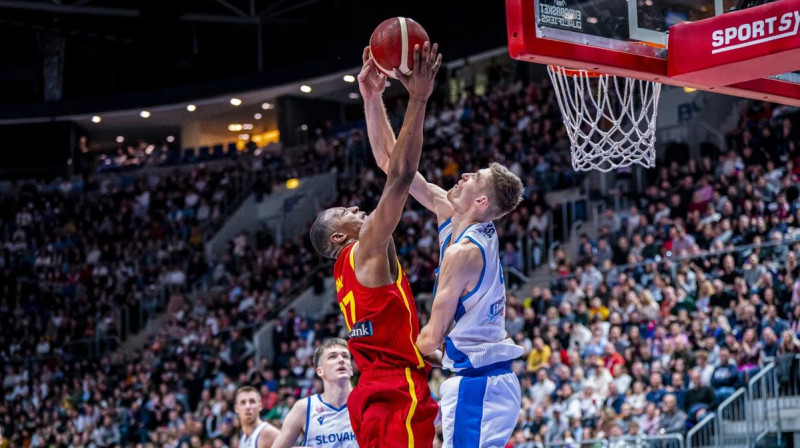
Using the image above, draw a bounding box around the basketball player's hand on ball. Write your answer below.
[358,46,386,101]
[395,41,442,101]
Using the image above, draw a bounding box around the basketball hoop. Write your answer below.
[547,65,661,173]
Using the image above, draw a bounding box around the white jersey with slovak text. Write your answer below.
[303,394,357,448]
[436,218,524,372]
[240,422,270,448]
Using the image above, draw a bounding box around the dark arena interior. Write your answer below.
[1,1,800,447]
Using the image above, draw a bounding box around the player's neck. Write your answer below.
[242,419,263,437]
[450,213,482,242]
[320,380,352,408]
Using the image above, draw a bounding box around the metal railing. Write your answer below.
[715,388,750,448]
[686,354,800,448]
[542,434,683,448]
[747,363,779,444]
[686,413,716,448]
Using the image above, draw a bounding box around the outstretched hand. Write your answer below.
[395,41,442,101]
[358,46,386,101]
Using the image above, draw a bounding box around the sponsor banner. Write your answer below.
[538,0,584,31]
[669,0,800,86]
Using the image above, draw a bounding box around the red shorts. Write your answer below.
[347,367,438,448]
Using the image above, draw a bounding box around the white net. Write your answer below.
[547,65,661,173]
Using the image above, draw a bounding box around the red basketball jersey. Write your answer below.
[333,241,427,372]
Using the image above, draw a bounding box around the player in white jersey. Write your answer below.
[273,338,357,448]
[358,45,525,447]
[235,385,280,448]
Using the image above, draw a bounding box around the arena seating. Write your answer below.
[5,56,800,448]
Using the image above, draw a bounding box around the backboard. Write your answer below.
[506,0,800,105]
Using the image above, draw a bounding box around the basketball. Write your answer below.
[369,17,429,79]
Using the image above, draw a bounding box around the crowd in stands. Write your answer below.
[504,101,800,446]
[0,54,577,447]
[8,55,800,448]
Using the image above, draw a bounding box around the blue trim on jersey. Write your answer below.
[458,236,486,304]
[454,301,466,322]
[454,223,477,243]
[439,234,451,263]
[255,428,261,448]
[457,360,512,378]
[445,335,474,369]
[317,394,347,412]
[454,375,487,448]
[438,217,452,233]
[433,234,452,297]
[303,396,310,446]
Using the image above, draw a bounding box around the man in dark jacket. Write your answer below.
[684,369,715,424]
[710,347,739,402]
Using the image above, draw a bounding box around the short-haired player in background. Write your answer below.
[272,338,357,448]
[359,45,525,447]
[309,41,442,448]
[234,385,280,448]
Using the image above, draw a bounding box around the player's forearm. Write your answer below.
[388,97,427,182]
[364,96,395,172]
[416,325,443,356]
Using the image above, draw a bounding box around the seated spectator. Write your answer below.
[531,368,556,408]
[527,337,551,372]
[645,373,666,404]
[711,347,740,402]
[602,381,625,414]
[657,394,687,435]
[684,369,716,424]
[638,402,661,436]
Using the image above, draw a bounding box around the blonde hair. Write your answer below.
[485,163,523,219]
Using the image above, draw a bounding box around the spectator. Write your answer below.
[684,369,715,424]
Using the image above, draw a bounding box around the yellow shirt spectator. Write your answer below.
[527,337,551,372]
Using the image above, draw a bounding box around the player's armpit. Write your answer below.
[270,399,307,448]
[416,243,481,356]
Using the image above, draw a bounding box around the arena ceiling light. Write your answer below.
[186,104,197,112]
[91,115,102,123]
[343,75,356,83]
[166,136,175,143]
[348,92,360,99]
[300,85,312,93]
[139,110,151,118]
[254,113,262,120]
[230,98,242,106]
[228,124,243,132]
[261,102,273,110]
[116,136,124,143]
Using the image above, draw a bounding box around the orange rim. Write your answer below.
[547,64,604,78]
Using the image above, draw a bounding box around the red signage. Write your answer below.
[669,0,800,86]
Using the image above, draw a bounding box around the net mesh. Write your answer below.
[547,65,661,172]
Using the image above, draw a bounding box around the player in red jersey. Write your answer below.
[309,41,442,448]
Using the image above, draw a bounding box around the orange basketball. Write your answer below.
[369,17,430,79]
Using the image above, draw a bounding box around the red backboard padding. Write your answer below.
[668,0,800,87]
[506,0,800,105]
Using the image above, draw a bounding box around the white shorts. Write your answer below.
[439,365,521,448]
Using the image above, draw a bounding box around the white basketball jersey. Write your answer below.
[303,394,357,448]
[240,422,269,448]
[436,218,524,372]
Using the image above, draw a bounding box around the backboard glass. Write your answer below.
[506,0,800,105]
